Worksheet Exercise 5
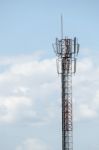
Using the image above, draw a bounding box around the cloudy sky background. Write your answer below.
[0,0,99,150]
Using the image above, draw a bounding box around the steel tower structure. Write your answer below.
[53,35,79,150]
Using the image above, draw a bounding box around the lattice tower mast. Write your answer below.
[53,26,80,150]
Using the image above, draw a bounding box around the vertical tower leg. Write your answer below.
[62,57,72,150]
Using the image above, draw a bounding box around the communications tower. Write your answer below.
[53,20,80,150]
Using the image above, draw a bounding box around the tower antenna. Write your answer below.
[61,14,63,39]
[53,20,80,150]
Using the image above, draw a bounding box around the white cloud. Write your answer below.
[77,57,93,73]
[79,104,97,118]
[0,50,98,125]
[0,95,35,123]
[73,56,99,121]
[0,53,60,124]
[16,138,50,150]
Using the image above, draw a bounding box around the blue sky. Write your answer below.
[0,0,99,150]
[0,0,99,55]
